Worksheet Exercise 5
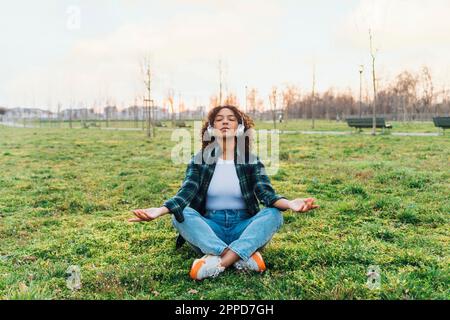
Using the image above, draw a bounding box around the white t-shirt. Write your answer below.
[205,157,247,210]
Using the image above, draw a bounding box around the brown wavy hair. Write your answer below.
[200,105,255,161]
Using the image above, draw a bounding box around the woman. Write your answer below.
[129,105,319,280]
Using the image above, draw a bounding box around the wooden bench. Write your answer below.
[82,122,99,128]
[154,121,166,127]
[346,117,392,133]
[433,117,450,134]
[175,120,190,127]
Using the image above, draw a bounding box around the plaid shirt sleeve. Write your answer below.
[253,157,288,210]
[163,156,200,222]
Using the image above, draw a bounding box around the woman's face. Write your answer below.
[212,108,239,139]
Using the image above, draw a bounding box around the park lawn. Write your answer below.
[29,118,440,133]
[0,124,448,300]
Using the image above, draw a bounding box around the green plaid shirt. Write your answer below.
[163,142,287,225]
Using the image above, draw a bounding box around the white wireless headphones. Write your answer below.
[207,116,245,137]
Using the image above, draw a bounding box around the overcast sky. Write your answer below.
[1,0,449,111]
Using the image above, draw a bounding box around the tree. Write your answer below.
[178,95,185,120]
[256,98,265,121]
[247,88,258,116]
[282,85,299,122]
[141,56,155,138]
[218,59,224,106]
[269,86,278,129]
[419,66,434,118]
[311,64,316,129]
[167,89,176,127]
[57,103,62,128]
[321,89,335,120]
[393,71,418,121]
[0,107,5,123]
[209,95,219,110]
[223,92,238,106]
[369,29,378,135]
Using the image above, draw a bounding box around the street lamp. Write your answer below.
[245,85,248,114]
[359,65,364,118]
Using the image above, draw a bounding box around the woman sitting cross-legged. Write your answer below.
[129,105,319,280]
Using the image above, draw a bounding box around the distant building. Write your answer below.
[60,108,96,121]
[103,106,118,120]
[119,105,171,121]
[0,107,6,122]
[120,106,146,120]
[176,105,206,120]
[3,107,54,121]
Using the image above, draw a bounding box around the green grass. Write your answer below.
[26,118,441,133]
[0,122,449,300]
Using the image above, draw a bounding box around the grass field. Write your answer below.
[21,118,445,133]
[0,121,449,300]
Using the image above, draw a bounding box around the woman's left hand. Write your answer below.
[289,198,319,213]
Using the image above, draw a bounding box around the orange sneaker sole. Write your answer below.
[252,252,266,272]
[189,259,206,280]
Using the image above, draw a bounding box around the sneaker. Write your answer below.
[233,251,266,272]
[189,255,225,280]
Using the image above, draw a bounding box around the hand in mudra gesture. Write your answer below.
[128,207,166,222]
[288,198,319,213]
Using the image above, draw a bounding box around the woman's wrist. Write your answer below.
[274,198,292,211]
[159,206,170,215]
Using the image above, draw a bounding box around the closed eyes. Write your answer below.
[215,117,236,122]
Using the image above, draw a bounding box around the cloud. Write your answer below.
[335,0,450,50]
[333,0,450,87]
[3,0,283,109]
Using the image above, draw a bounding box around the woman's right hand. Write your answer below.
[128,207,168,222]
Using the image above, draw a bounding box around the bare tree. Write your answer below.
[224,92,238,106]
[393,71,418,121]
[282,85,299,123]
[57,102,62,128]
[247,88,257,117]
[269,86,278,129]
[369,29,378,135]
[218,59,223,106]
[245,85,248,113]
[359,65,364,118]
[141,56,154,138]
[0,107,5,123]
[167,89,176,127]
[256,98,265,121]
[209,95,219,110]
[69,102,73,129]
[311,64,316,129]
[133,97,139,128]
[178,92,185,120]
[420,66,434,118]
[245,67,447,122]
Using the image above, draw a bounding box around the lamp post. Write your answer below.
[245,85,248,114]
[359,65,364,118]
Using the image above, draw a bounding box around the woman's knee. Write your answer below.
[260,207,283,228]
[172,207,203,229]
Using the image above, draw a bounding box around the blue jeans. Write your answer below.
[172,206,284,262]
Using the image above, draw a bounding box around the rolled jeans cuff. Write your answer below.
[227,245,250,262]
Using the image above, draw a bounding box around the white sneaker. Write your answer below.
[190,255,225,280]
[233,251,266,273]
